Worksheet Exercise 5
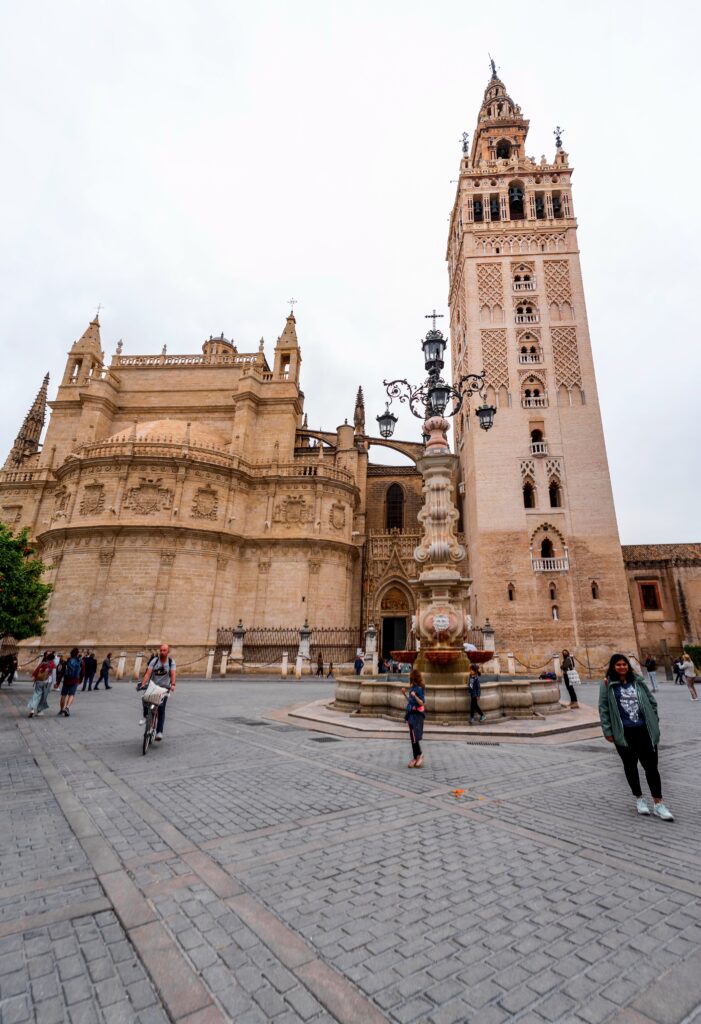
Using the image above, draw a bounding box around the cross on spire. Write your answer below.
[287,298,298,315]
[95,303,103,320]
[554,125,565,149]
[425,309,444,331]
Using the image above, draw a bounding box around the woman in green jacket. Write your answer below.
[599,654,674,821]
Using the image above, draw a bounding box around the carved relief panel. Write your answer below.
[79,481,105,516]
[329,502,346,531]
[192,486,218,520]
[124,478,173,516]
[273,494,312,526]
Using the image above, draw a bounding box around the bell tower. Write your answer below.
[446,65,637,669]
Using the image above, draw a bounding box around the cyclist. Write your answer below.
[138,643,176,742]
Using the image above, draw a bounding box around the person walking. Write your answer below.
[27,652,54,717]
[0,653,17,686]
[599,653,674,821]
[561,649,579,708]
[94,653,112,690]
[354,655,364,676]
[326,662,334,679]
[673,657,685,685]
[138,644,176,741]
[316,651,324,677]
[681,652,698,700]
[644,654,658,693]
[468,665,486,724]
[81,650,97,691]
[59,648,83,716]
[401,669,425,768]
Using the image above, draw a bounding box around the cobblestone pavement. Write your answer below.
[1,675,700,1024]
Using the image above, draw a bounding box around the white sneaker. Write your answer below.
[636,798,651,816]
[155,733,163,742]
[139,718,146,725]
[653,803,674,821]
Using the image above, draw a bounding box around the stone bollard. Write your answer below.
[133,653,143,681]
[507,652,515,675]
[482,620,495,653]
[553,654,561,676]
[205,650,215,679]
[493,655,501,675]
[363,622,377,676]
[219,652,228,676]
[295,654,303,679]
[116,652,127,680]
[281,652,288,677]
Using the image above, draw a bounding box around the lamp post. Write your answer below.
[376,313,496,688]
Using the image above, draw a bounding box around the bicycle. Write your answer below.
[136,682,168,755]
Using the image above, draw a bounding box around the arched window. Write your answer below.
[496,139,511,159]
[541,537,554,559]
[549,582,557,600]
[508,583,515,602]
[386,484,404,530]
[591,581,599,600]
[508,182,525,220]
[551,605,559,620]
[549,480,562,508]
[531,429,543,443]
[523,481,536,508]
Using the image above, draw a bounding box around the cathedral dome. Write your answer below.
[106,419,228,450]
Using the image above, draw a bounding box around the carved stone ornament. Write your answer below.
[160,549,176,565]
[274,494,311,526]
[125,478,173,516]
[1,504,22,524]
[380,587,409,612]
[98,548,114,566]
[53,487,69,517]
[79,482,105,517]
[192,486,218,520]
[329,502,346,531]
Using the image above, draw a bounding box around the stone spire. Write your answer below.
[275,311,299,349]
[71,314,103,357]
[353,386,365,435]
[6,373,49,467]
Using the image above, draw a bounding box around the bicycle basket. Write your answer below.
[142,680,168,705]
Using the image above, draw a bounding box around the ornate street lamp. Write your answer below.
[379,311,496,441]
[376,402,398,439]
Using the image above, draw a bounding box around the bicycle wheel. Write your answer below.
[142,708,153,755]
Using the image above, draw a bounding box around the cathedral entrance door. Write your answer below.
[381,617,407,659]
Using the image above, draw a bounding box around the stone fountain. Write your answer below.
[334,318,563,724]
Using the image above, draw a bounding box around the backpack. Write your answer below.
[35,664,51,683]
[64,657,82,680]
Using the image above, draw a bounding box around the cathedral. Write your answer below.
[2,69,699,673]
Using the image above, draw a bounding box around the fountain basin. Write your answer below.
[466,650,493,665]
[424,649,460,666]
[390,650,417,665]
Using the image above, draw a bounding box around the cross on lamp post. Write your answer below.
[425,309,444,331]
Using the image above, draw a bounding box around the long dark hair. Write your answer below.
[606,653,635,685]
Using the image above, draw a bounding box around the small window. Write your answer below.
[639,582,661,611]
[549,582,557,600]
[591,581,599,600]
[541,538,554,559]
[508,584,515,602]
[523,482,536,508]
[549,481,562,508]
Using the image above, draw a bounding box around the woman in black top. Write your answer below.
[561,649,579,708]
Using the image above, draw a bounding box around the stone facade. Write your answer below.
[446,70,640,673]
[623,544,701,666]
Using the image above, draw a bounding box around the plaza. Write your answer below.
[1,676,700,1024]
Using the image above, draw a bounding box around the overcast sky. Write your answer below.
[1,0,698,544]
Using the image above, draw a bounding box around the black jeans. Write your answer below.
[94,672,110,689]
[615,726,662,800]
[470,694,483,719]
[407,712,424,758]
[81,673,95,691]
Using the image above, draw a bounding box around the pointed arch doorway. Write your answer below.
[378,582,414,658]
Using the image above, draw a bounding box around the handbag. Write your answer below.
[566,668,581,686]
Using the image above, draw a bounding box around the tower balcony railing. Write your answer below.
[513,280,537,291]
[531,556,569,572]
[522,396,548,408]
[529,441,548,456]
[519,353,542,364]
[515,313,540,324]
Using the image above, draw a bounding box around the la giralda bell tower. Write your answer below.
[446,65,637,670]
